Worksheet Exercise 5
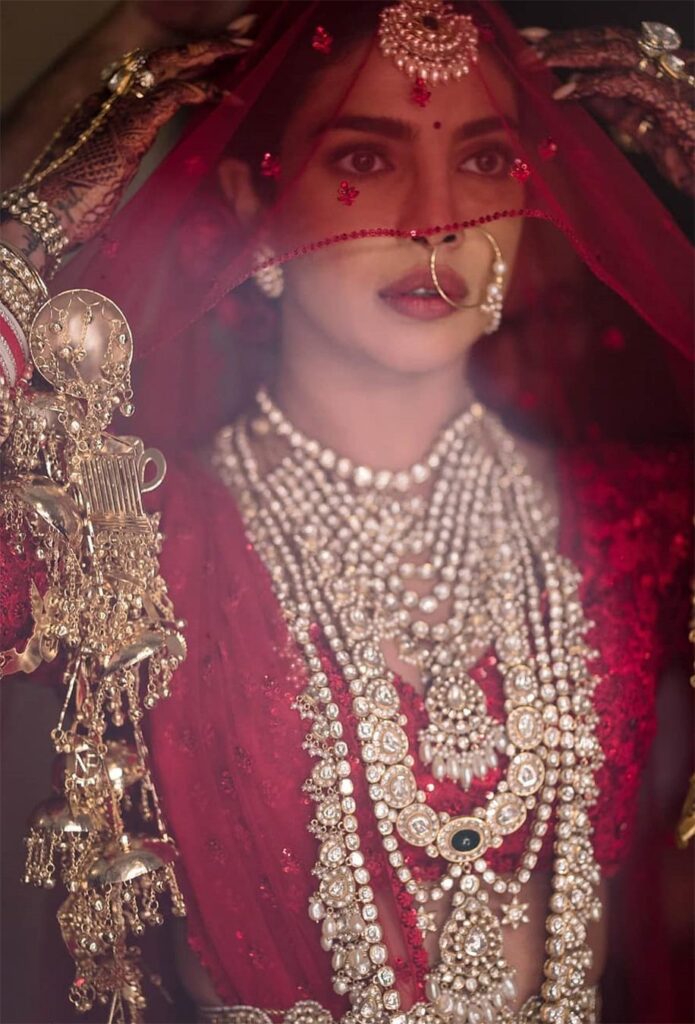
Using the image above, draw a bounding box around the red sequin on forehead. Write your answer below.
[312,26,333,54]
[260,153,281,178]
[538,138,559,161]
[411,78,431,107]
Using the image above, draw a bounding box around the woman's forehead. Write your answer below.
[285,42,519,141]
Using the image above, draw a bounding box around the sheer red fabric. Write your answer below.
[2,1,693,1020]
[51,1,691,452]
[138,440,691,1014]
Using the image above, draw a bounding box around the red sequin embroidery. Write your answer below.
[411,78,432,107]
[337,180,360,206]
[311,26,333,55]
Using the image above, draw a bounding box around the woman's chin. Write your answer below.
[343,317,485,377]
[349,336,479,378]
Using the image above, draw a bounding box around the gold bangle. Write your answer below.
[0,189,68,261]
[0,241,49,300]
[0,242,49,334]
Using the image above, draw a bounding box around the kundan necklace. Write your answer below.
[214,388,604,1024]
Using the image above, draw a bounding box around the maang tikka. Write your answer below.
[378,0,479,83]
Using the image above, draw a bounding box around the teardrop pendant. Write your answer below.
[425,890,517,1021]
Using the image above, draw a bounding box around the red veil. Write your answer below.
[16,1,695,1020]
[55,1,692,447]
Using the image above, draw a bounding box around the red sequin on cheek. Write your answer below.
[538,137,559,161]
[260,152,281,178]
[510,158,531,182]
[337,180,360,206]
[311,26,333,54]
[411,77,431,107]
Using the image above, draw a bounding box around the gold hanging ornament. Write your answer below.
[0,284,186,1022]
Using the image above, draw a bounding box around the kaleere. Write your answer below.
[0,280,186,1023]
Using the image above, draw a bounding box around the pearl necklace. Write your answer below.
[214,393,604,1024]
[255,385,475,491]
[251,389,512,788]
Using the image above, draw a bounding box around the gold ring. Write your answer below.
[428,229,503,310]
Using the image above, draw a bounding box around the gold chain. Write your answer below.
[21,50,148,189]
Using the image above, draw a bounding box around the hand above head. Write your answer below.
[1,19,255,266]
[520,23,695,196]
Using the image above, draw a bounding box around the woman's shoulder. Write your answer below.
[559,437,692,498]
[149,445,268,606]
[149,447,249,542]
[558,438,692,565]
[557,438,692,645]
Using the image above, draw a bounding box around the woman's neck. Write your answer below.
[272,339,473,472]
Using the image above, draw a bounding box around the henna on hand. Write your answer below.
[19,33,250,250]
[38,77,229,246]
[522,25,695,194]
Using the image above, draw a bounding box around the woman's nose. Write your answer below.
[411,231,459,248]
[398,165,462,246]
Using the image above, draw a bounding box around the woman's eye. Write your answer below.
[460,146,512,177]
[334,149,390,175]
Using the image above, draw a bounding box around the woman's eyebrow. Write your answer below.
[312,113,519,141]
[453,114,519,141]
[312,115,414,140]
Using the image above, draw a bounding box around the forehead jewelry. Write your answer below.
[378,0,479,83]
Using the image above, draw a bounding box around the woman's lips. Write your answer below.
[378,266,469,321]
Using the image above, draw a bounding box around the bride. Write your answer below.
[0,3,692,1022]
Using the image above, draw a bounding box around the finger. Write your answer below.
[148,78,240,122]
[542,39,641,71]
[536,26,641,70]
[554,68,677,110]
[553,68,695,152]
[537,25,635,54]
[172,79,239,106]
[518,27,550,42]
[146,33,254,83]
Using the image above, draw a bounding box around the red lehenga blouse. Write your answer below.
[0,439,691,1020]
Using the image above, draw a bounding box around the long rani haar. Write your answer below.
[214,388,604,1024]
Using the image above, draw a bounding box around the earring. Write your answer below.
[427,228,506,335]
[478,231,506,335]
[252,243,284,300]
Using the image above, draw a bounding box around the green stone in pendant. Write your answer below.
[451,828,482,854]
[436,815,489,863]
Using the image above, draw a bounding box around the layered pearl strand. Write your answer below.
[253,388,513,787]
[214,391,604,1024]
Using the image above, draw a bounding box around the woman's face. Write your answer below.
[264,39,524,376]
